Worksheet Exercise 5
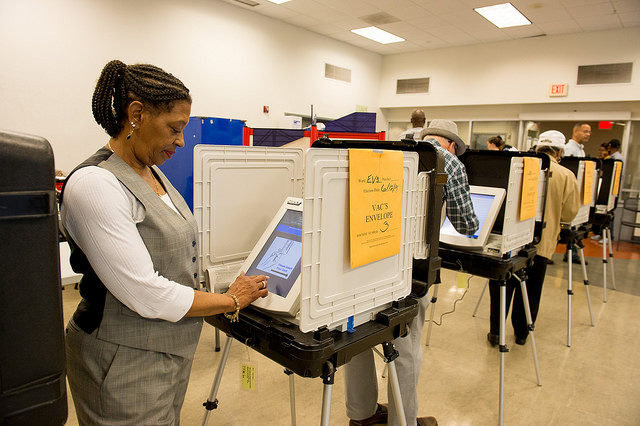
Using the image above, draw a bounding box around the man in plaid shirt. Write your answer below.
[345,120,477,426]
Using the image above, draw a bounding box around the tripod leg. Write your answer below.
[382,342,407,426]
[513,275,542,386]
[473,280,489,317]
[202,336,233,426]
[320,362,334,426]
[602,229,608,303]
[606,228,617,290]
[425,284,439,346]
[579,248,595,327]
[214,328,221,352]
[567,246,573,347]
[284,369,296,426]
[499,280,508,426]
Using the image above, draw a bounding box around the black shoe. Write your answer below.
[515,335,528,345]
[545,258,554,265]
[349,403,388,426]
[487,332,499,347]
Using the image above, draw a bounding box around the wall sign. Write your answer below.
[549,83,569,97]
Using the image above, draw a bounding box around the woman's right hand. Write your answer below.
[226,271,269,309]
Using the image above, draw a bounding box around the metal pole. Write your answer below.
[602,228,608,303]
[320,384,332,426]
[513,275,542,386]
[499,280,507,426]
[473,280,489,317]
[286,370,297,426]
[202,336,233,426]
[607,228,617,290]
[567,246,573,347]
[386,360,408,426]
[425,284,439,346]
[579,248,595,327]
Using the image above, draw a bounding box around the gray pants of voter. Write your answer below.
[65,320,193,426]
[344,291,430,426]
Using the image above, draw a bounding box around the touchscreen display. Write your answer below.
[246,209,302,298]
[440,193,496,239]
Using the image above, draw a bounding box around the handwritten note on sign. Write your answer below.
[349,149,403,269]
[520,157,539,221]
[583,161,595,205]
[612,162,622,195]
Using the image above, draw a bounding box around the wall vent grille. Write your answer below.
[396,78,429,94]
[577,62,632,85]
[325,63,351,83]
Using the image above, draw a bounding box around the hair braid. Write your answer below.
[91,60,191,137]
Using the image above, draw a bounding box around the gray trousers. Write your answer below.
[65,320,194,426]
[344,291,430,426]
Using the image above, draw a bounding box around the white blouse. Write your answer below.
[60,166,194,322]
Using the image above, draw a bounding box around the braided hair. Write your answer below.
[92,60,191,137]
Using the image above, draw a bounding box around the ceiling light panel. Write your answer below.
[474,3,531,28]
[267,0,291,4]
[350,26,405,44]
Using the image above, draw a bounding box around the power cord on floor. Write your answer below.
[425,275,471,326]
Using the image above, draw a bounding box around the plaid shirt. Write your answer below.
[423,138,479,235]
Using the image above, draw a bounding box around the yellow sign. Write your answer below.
[241,363,255,390]
[612,162,622,195]
[583,161,595,205]
[349,149,403,269]
[520,157,539,221]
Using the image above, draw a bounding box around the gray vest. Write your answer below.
[94,154,203,358]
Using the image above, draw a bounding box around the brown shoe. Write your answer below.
[349,403,388,426]
[417,416,438,426]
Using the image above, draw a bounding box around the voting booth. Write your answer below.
[197,141,445,425]
[0,130,67,425]
[595,158,623,214]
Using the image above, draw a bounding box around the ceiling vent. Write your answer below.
[577,62,633,85]
[234,0,259,6]
[359,12,400,26]
[325,63,351,83]
[396,78,429,94]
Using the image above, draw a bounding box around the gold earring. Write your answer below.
[126,122,135,140]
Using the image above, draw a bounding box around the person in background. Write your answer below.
[487,135,517,151]
[487,130,579,346]
[607,139,623,161]
[344,119,478,426]
[597,142,610,159]
[564,123,591,157]
[398,109,426,140]
[61,60,269,425]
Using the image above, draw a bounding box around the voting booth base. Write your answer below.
[201,299,418,426]
[594,213,618,302]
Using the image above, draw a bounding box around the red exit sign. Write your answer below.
[549,83,568,97]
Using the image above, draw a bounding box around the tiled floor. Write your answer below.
[62,247,640,425]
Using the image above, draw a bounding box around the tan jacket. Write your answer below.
[535,156,580,259]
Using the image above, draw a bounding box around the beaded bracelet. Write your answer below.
[223,294,240,322]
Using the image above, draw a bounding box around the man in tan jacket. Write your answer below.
[488,130,580,346]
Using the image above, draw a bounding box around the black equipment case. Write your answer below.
[0,130,67,425]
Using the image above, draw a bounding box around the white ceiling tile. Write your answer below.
[500,24,548,38]
[283,14,319,28]
[619,11,640,25]
[560,0,611,6]
[473,29,510,42]
[329,0,382,17]
[524,7,574,23]
[412,0,470,16]
[566,3,616,17]
[612,0,640,13]
[535,19,583,34]
[252,3,301,20]
[510,0,564,13]
[306,22,345,35]
[333,17,370,30]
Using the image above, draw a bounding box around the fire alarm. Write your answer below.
[263,106,269,114]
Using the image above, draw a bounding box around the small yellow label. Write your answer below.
[583,161,595,205]
[457,272,470,289]
[241,363,255,391]
[520,157,540,221]
[612,162,622,196]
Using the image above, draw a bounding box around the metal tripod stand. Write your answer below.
[601,226,617,302]
[565,234,595,347]
[201,336,408,426]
